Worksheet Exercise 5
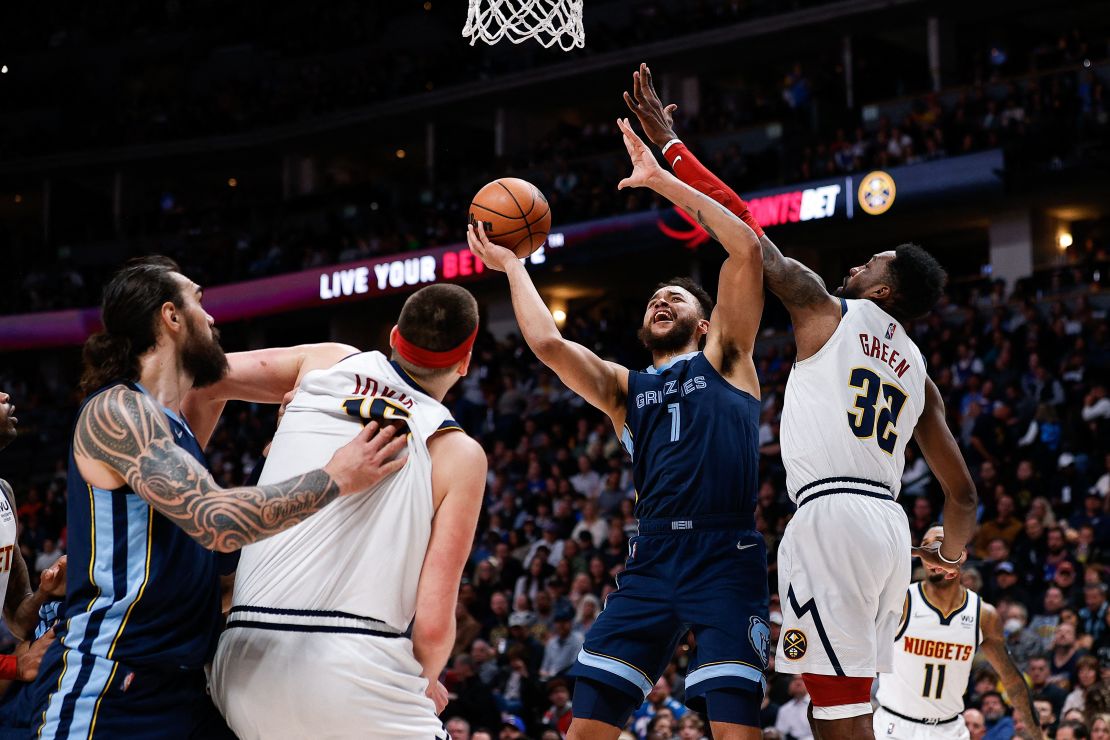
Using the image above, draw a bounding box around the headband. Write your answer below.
[393,324,479,369]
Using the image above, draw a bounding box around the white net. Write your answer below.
[462,0,585,51]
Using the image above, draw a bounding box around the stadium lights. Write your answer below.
[1058,231,1073,250]
[396,149,407,159]
[228,177,238,188]
[1,65,7,74]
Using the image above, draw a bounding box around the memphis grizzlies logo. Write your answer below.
[748,616,771,668]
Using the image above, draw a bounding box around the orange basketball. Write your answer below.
[469,177,552,258]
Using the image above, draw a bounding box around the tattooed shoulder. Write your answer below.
[74,385,173,477]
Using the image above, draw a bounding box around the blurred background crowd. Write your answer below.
[3,264,1108,738]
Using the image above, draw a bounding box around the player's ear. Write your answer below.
[457,351,473,377]
[388,325,400,349]
[160,301,182,337]
[697,318,710,337]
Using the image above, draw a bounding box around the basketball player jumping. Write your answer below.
[625,63,977,740]
[191,284,487,739]
[29,257,408,739]
[468,119,769,739]
[875,526,1042,740]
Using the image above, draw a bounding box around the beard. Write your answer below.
[928,571,950,585]
[835,274,859,298]
[637,313,700,353]
[183,317,229,389]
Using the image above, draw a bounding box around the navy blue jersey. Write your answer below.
[622,352,761,519]
[60,382,222,670]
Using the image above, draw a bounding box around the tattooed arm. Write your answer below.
[979,602,1044,740]
[74,386,408,552]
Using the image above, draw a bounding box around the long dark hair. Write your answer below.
[80,256,184,395]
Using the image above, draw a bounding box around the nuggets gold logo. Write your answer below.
[783,629,808,660]
[858,170,896,215]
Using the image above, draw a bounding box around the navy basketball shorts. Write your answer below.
[569,517,770,720]
[29,642,234,740]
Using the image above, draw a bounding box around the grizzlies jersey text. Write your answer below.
[622,352,761,519]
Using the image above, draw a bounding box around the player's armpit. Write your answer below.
[913,378,977,561]
[414,432,488,683]
[978,603,1044,740]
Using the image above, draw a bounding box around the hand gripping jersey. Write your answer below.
[229,351,455,632]
[780,299,927,502]
[877,584,983,721]
[213,352,458,739]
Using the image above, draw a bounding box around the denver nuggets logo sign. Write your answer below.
[783,629,808,660]
[858,170,896,215]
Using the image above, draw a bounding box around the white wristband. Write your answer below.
[661,138,683,156]
[937,549,963,565]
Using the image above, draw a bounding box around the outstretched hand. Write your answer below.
[466,223,519,273]
[37,556,66,599]
[617,118,664,191]
[623,62,678,148]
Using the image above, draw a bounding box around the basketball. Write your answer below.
[469,177,552,258]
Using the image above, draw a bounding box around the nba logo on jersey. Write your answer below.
[885,322,897,340]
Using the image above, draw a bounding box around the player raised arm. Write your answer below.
[467,225,629,429]
[412,431,488,712]
[624,63,841,356]
[615,117,763,394]
[978,600,1044,740]
[911,377,977,576]
[184,342,359,447]
[75,386,408,552]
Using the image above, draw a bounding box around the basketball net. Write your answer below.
[462,0,585,51]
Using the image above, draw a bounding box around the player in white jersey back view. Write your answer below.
[875,526,1042,740]
[622,63,978,740]
[186,284,487,739]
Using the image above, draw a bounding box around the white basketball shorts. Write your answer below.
[776,489,911,677]
[873,706,972,740]
[211,615,447,739]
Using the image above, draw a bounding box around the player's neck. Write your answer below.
[922,578,966,611]
[136,344,194,413]
[650,344,698,369]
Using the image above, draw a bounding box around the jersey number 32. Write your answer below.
[846,368,907,455]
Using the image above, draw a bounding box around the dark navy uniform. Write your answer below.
[569,352,770,716]
[29,382,232,739]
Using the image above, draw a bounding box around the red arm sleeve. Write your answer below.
[662,141,765,238]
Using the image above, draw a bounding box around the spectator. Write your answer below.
[974,495,1024,555]
[1061,655,1102,717]
[1033,699,1058,736]
[980,691,1014,740]
[964,708,987,740]
[1050,623,1089,686]
[991,562,1031,606]
[633,677,688,739]
[1056,721,1091,740]
[447,717,472,740]
[570,500,609,547]
[540,678,573,735]
[444,654,502,732]
[499,714,528,740]
[1080,583,1109,645]
[538,605,583,680]
[773,675,812,740]
[1001,603,1045,670]
[456,600,485,659]
[32,539,63,574]
[1028,656,1069,716]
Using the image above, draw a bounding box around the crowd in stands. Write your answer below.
[2,263,1107,737]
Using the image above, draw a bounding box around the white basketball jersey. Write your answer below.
[780,299,927,502]
[877,583,983,719]
[231,351,456,632]
[0,489,17,604]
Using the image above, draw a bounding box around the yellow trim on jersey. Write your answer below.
[85,485,100,613]
[693,659,763,671]
[107,507,154,660]
[919,582,968,620]
[38,647,71,737]
[88,661,120,738]
[581,648,652,684]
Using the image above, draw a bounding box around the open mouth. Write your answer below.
[652,310,673,325]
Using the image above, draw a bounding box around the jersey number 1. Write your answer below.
[846,368,907,454]
[667,403,681,443]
